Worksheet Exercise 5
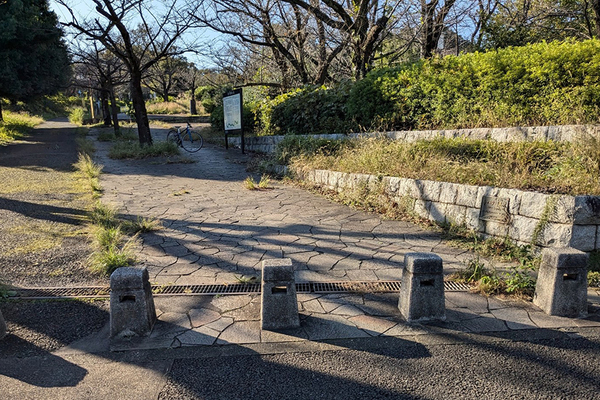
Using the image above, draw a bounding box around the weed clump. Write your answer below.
[244,175,271,190]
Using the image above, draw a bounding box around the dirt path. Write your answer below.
[0,118,101,287]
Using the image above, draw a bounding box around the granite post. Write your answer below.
[534,247,588,317]
[261,258,300,330]
[398,252,446,322]
[110,267,157,337]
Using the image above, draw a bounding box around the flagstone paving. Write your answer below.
[92,128,600,351]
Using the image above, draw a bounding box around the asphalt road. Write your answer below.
[158,334,600,400]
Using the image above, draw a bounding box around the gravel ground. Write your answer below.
[159,336,600,400]
[0,299,109,358]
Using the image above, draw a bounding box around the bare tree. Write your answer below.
[72,42,128,134]
[144,54,188,101]
[280,0,403,79]
[196,0,348,88]
[58,0,199,145]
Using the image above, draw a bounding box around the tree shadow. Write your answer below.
[0,197,87,226]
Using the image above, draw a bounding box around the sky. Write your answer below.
[49,0,219,69]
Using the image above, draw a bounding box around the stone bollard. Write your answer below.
[534,248,588,318]
[0,309,6,340]
[110,267,157,338]
[261,258,300,330]
[398,252,446,322]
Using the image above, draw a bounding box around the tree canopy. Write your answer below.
[0,0,71,120]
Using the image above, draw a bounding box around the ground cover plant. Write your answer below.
[0,111,43,145]
[280,135,600,196]
[254,39,600,135]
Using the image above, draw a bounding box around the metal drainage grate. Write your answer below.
[9,280,470,299]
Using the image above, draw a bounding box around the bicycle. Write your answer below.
[166,122,203,153]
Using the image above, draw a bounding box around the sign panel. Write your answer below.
[479,196,510,223]
[223,91,242,131]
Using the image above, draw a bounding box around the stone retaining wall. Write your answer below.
[296,168,600,252]
[227,124,600,154]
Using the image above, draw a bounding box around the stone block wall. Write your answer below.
[227,125,600,153]
[297,169,600,252]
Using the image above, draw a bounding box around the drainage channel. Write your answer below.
[8,281,470,300]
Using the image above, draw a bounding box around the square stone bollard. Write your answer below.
[398,252,446,322]
[0,309,6,340]
[261,258,300,330]
[110,267,157,338]
[534,248,588,318]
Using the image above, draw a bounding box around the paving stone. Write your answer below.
[383,323,429,336]
[177,327,219,346]
[216,320,261,344]
[301,299,326,314]
[460,315,509,333]
[490,307,537,330]
[189,308,221,328]
[222,299,261,321]
[261,328,308,343]
[348,315,397,336]
[373,268,403,281]
[346,270,378,281]
[445,292,489,314]
[157,312,191,330]
[210,295,253,312]
[203,317,234,332]
[527,310,579,329]
[331,304,364,317]
[302,314,371,341]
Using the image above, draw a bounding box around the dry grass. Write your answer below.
[287,136,600,196]
[145,101,187,115]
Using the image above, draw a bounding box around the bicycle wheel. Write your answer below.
[180,130,203,152]
[166,130,181,147]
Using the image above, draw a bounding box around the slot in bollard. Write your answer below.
[261,258,300,330]
[398,252,446,322]
[534,247,588,318]
[0,309,6,340]
[110,267,157,338]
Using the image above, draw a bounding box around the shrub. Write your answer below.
[69,107,90,125]
[257,39,600,134]
[257,82,355,136]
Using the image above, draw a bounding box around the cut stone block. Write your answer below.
[261,258,300,330]
[533,248,588,318]
[398,253,445,322]
[110,267,157,338]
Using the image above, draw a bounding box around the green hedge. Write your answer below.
[256,39,600,135]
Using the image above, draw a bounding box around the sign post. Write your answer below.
[222,88,244,154]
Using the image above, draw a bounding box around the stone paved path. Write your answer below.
[93,127,600,350]
[96,129,483,286]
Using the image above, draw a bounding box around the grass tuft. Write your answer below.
[244,175,271,190]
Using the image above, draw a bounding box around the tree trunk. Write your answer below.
[592,0,600,37]
[190,98,197,115]
[0,101,3,122]
[101,88,112,126]
[130,72,153,146]
[109,87,120,136]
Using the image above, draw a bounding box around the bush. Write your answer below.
[257,82,354,136]
[69,107,90,125]
[145,101,187,115]
[257,39,600,134]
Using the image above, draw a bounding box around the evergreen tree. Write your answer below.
[0,0,71,120]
